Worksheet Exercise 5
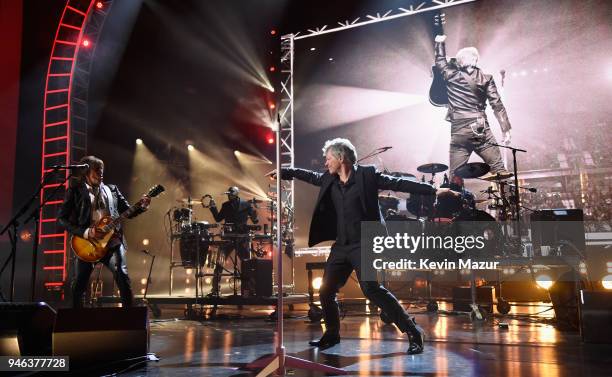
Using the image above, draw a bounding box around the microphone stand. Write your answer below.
[246,115,346,375]
[357,146,392,163]
[480,140,527,247]
[0,168,71,301]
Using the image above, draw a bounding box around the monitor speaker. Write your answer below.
[0,302,56,356]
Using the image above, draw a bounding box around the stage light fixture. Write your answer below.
[269,66,276,72]
[82,39,90,47]
[270,29,277,35]
[140,288,145,295]
[602,275,612,290]
[142,238,149,246]
[140,278,147,285]
[186,279,190,284]
[187,144,195,151]
[312,277,323,290]
[535,274,554,290]
[234,150,241,156]
[186,268,192,275]
[310,47,316,51]
[267,136,274,144]
[136,138,143,145]
[19,229,32,242]
[205,278,211,284]
[96,1,103,9]
[268,102,276,110]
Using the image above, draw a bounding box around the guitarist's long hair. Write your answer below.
[69,155,104,188]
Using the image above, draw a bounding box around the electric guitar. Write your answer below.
[429,11,448,107]
[71,184,165,262]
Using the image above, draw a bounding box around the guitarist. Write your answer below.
[434,35,512,180]
[58,155,150,308]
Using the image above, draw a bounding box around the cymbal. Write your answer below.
[454,162,490,179]
[390,171,416,179]
[417,163,448,174]
[481,171,514,181]
[176,198,203,204]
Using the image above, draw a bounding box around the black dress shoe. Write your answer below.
[406,318,424,355]
[309,332,340,349]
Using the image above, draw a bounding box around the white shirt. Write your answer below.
[83,183,110,239]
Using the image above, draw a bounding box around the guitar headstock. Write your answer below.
[434,12,446,27]
[433,12,446,37]
[146,184,165,198]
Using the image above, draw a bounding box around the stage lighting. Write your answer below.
[82,39,90,47]
[310,47,316,51]
[187,144,195,151]
[186,268,192,275]
[136,138,143,145]
[140,278,147,285]
[535,274,554,290]
[312,277,323,290]
[234,150,241,156]
[142,238,149,246]
[267,136,274,144]
[96,1,103,9]
[270,29,277,36]
[602,275,612,290]
[269,66,276,72]
[205,278,211,284]
[186,279,190,284]
[268,102,276,110]
[140,288,145,294]
[19,229,32,242]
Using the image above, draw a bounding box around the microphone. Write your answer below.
[378,146,393,151]
[52,163,89,170]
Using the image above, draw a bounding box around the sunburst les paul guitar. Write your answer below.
[71,184,165,262]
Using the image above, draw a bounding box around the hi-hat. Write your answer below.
[417,163,448,174]
[454,162,490,179]
[481,171,514,181]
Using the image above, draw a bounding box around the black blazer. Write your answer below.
[58,182,140,238]
[283,165,436,247]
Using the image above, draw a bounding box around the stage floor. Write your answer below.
[87,301,612,377]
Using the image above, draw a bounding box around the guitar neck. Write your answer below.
[105,203,142,231]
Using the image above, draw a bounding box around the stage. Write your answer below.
[80,302,612,376]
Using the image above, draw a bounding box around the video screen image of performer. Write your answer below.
[58,156,151,308]
[434,34,513,180]
[207,186,259,297]
[280,138,456,354]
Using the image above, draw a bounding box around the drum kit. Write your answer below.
[168,195,274,297]
[380,161,520,256]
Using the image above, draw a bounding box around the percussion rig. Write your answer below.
[168,192,284,300]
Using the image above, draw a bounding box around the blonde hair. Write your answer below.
[322,138,357,165]
[456,47,479,68]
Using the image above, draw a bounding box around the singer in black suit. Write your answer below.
[207,186,259,296]
[281,138,452,354]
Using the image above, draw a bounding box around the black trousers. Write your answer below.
[72,243,133,308]
[319,243,414,334]
[211,238,250,294]
[449,118,505,176]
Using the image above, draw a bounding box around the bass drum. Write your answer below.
[454,210,503,257]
